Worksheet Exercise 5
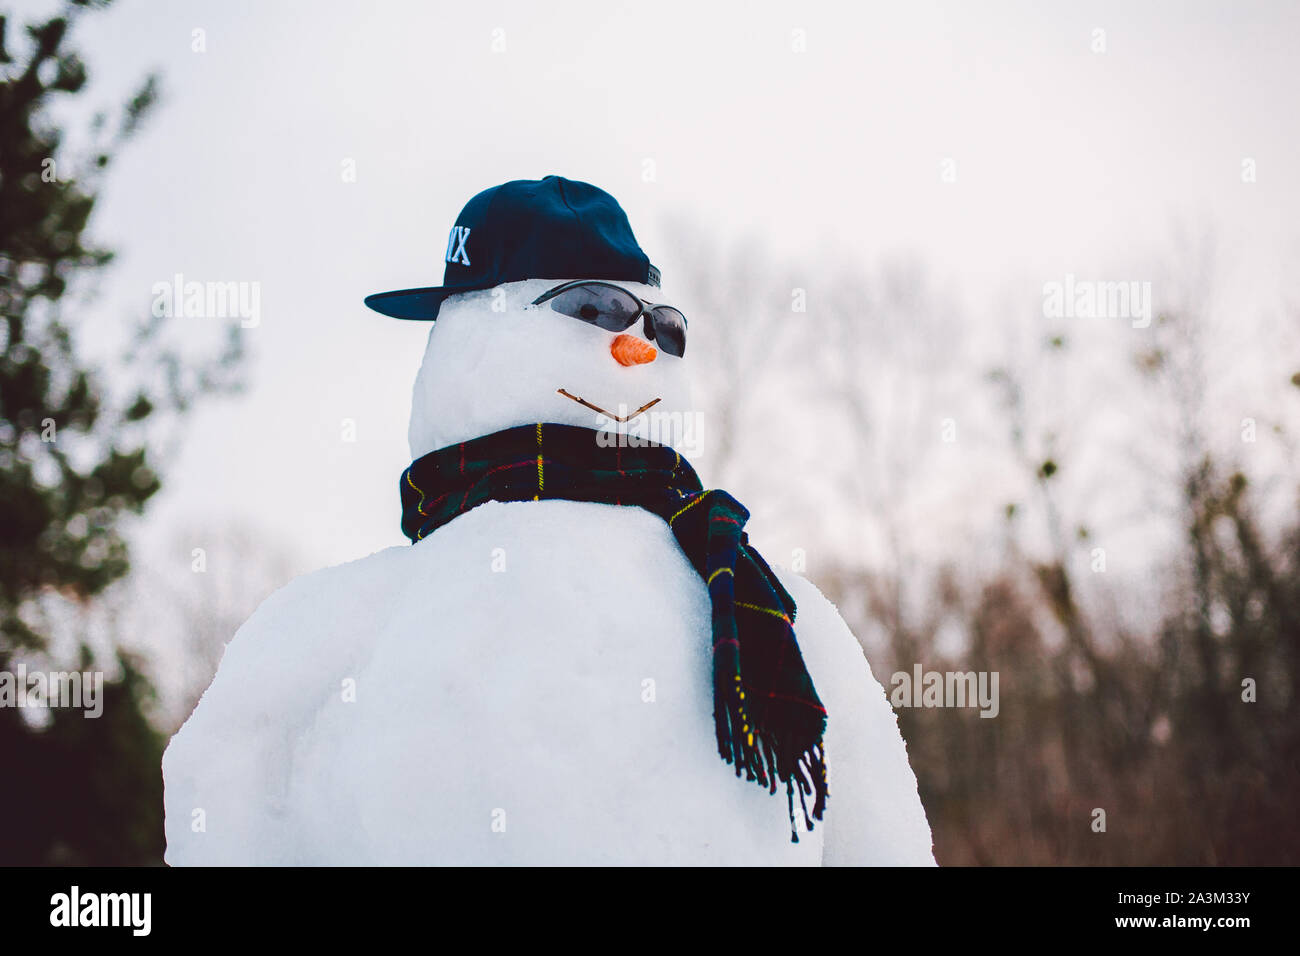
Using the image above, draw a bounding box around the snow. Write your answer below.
[163,278,934,865]
[164,500,933,864]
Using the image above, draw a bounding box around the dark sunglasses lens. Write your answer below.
[650,307,686,357]
[544,284,639,332]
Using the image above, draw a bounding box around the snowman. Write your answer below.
[162,176,934,866]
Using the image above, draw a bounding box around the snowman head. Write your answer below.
[407,277,693,457]
[364,176,695,458]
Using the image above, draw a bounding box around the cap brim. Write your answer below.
[364,284,486,320]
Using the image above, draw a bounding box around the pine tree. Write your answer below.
[0,0,243,864]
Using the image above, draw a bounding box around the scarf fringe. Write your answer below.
[715,686,828,843]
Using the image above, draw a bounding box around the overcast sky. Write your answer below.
[38,0,1300,597]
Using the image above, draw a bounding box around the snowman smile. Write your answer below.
[556,388,661,423]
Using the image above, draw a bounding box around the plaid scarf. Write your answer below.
[400,423,828,840]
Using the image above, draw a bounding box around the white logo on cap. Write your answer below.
[445,226,471,266]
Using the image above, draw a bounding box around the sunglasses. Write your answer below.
[530,280,687,357]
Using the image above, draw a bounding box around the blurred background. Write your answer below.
[2,0,1297,864]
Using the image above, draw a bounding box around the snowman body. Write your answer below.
[163,280,935,865]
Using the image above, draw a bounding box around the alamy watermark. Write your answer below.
[151,272,260,328]
[50,886,150,936]
[0,664,103,718]
[890,664,999,718]
[1042,274,1152,328]
[593,409,705,454]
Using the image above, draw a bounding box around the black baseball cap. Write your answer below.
[364,175,661,321]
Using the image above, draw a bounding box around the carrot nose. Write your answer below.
[611,332,657,366]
